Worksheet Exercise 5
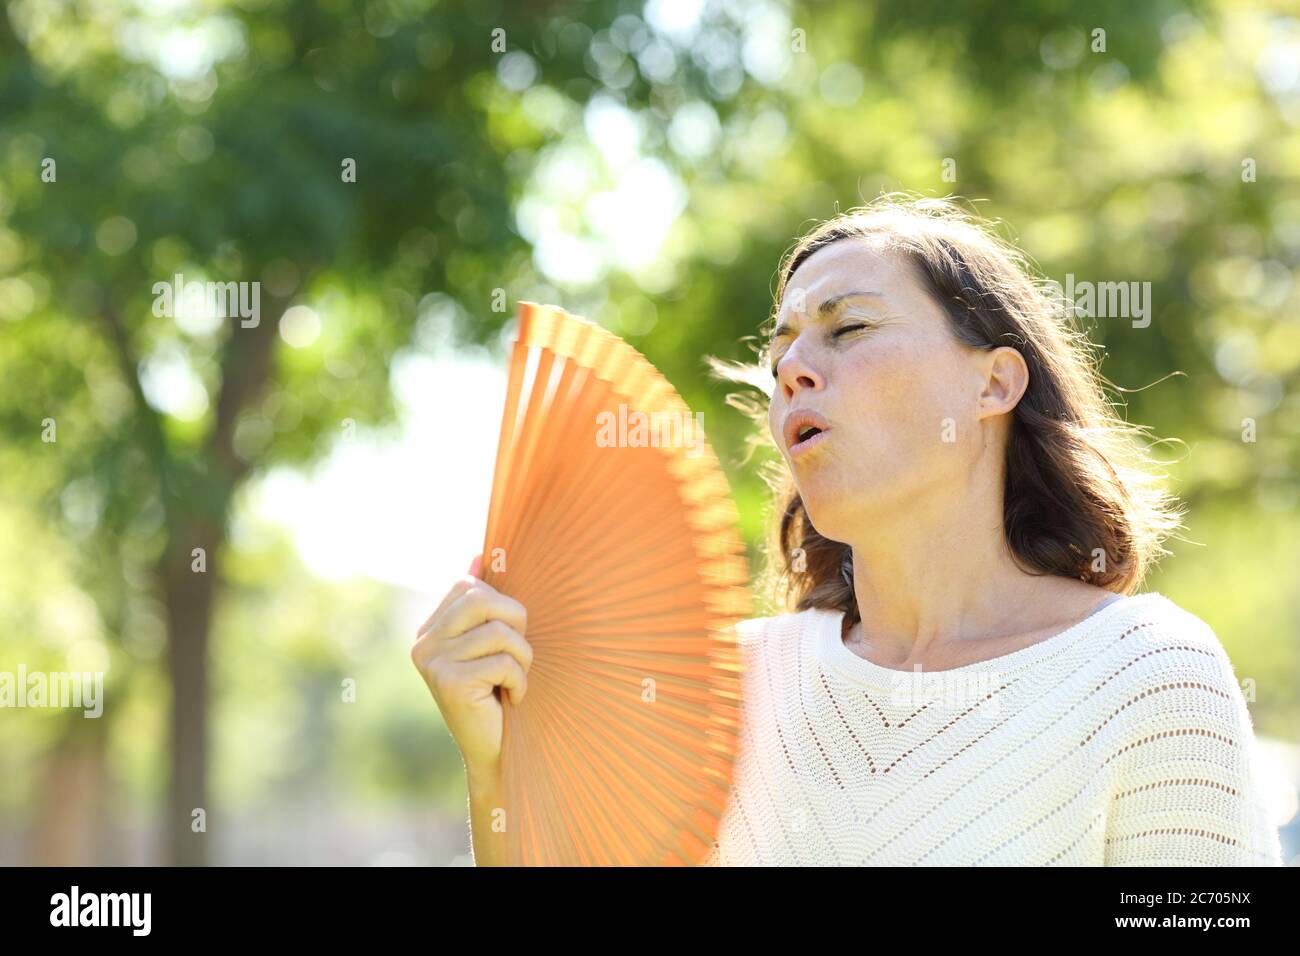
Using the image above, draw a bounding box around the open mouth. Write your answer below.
[784,410,831,455]
[791,425,829,454]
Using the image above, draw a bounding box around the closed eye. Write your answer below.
[770,323,873,377]
[770,324,870,377]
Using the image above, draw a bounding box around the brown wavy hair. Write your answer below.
[707,194,1184,627]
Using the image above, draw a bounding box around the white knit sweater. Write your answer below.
[702,592,1282,866]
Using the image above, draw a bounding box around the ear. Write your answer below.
[975,346,1028,419]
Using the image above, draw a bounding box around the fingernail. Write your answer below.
[468,554,482,577]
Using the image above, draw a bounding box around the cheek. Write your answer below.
[842,338,973,452]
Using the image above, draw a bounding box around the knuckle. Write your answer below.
[515,634,534,668]
[464,621,495,647]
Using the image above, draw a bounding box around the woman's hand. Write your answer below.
[411,554,533,787]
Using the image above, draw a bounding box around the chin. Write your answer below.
[795,486,855,542]
[797,470,890,540]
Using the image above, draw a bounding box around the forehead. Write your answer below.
[778,236,916,316]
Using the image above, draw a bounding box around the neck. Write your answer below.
[843,467,1062,656]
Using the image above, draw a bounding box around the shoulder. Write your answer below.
[730,606,829,649]
[1102,592,1241,691]
[1102,593,1258,760]
[726,607,830,677]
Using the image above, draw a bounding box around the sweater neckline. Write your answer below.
[814,592,1164,690]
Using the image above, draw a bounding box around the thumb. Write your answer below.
[468,553,483,577]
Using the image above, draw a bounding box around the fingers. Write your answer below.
[462,652,528,705]
[433,584,527,644]
[448,619,534,673]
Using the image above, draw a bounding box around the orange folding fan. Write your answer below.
[480,301,750,866]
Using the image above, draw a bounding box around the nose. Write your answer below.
[775,343,824,402]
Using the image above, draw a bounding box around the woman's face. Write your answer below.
[767,237,1001,543]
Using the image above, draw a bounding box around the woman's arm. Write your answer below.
[1103,637,1282,866]
[467,766,508,867]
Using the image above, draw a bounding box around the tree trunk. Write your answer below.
[29,710,110,864]
[102,299,282,866]
[162,522,221,866]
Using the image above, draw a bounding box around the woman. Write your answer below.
[412,195,1283,866]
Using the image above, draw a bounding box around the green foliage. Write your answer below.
[1,0,1296,861]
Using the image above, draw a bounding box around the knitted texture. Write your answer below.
[701,593,1281,866]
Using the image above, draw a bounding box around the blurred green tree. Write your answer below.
[0,0,561,863]
[1,0,1297,864]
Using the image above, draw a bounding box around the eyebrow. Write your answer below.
[771,290,888,340]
